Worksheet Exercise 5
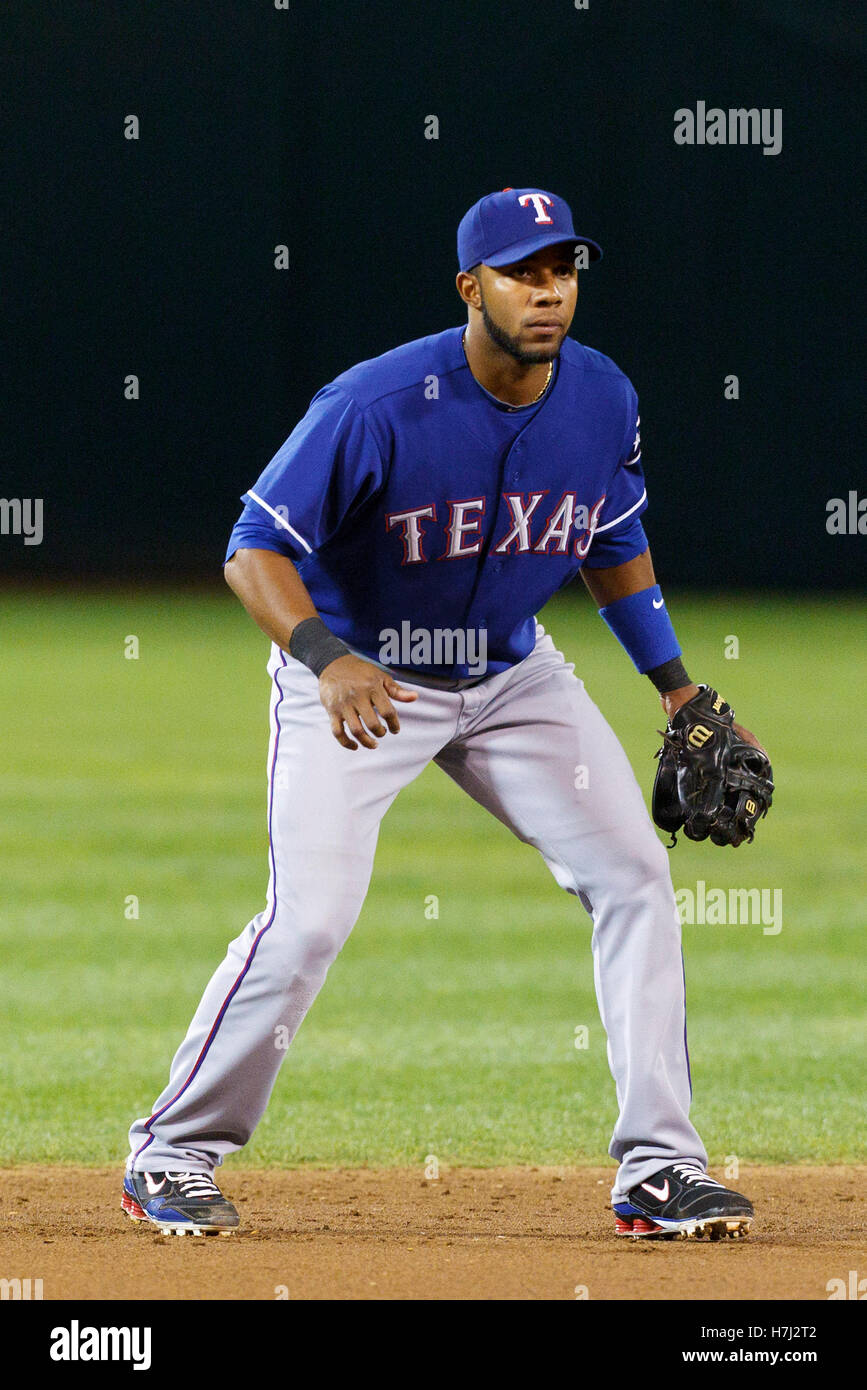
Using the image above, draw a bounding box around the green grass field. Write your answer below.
[1,588,864,1170]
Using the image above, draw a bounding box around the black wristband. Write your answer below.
[288,616,351,678]
[647,656,692,695]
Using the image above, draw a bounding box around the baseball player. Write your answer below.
[123,188,772,1241]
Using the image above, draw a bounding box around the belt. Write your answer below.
[389,666,493,692]
[346,647,494,692]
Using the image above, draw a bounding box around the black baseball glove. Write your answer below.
[652,685,774,847]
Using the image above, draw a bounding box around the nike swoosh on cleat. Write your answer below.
[144,1173,167,1195]
[641,1178,670,1200]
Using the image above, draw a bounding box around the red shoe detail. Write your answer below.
[614,1215,634,1235]
[632,1217,664,1236]
[121,1190,147,1221]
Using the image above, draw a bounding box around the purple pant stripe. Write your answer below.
[681,949,693,1099]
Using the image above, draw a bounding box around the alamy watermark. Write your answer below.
[674,103,782,156]
[827,1270,867,1299]
[676,881,782,935]
[379,621,487,677]
[826,492,866,535]
[50,1322,151,1370]
[1,1276,43,1300]
[0,498,43,545]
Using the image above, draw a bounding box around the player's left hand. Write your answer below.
[652,685,774,848]
[662,685,767,757]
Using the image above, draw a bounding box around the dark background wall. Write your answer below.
[6,0,865,585]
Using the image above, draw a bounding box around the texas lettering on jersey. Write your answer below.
[386,493,606,564]
[226,327,648,679]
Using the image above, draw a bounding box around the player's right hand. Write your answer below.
[318,655,418,750]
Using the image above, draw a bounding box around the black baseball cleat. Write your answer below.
[122,1167,240,1236]
[613,1162,753,1241]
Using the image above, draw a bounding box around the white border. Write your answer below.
[246,490,313,554]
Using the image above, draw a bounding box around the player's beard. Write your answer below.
[479,294,560,365]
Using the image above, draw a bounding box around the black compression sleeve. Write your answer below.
[646,656,692,694]
[288,616,351,677]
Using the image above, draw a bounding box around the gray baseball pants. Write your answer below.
[128,624,706,1200]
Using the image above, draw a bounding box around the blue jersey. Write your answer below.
[226,326,647,679]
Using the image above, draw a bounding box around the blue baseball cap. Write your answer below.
[457,187,602,272]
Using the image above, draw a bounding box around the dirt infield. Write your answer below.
[1,1165,864,1301]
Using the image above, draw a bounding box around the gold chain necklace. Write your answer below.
[462,331,553,404]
